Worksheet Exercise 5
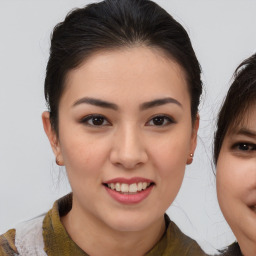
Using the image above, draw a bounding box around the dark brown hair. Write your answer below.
[44,0,202,133]
[214,53,256,164]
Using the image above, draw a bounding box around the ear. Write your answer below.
[186,114,200,165]
[42,111,64,165]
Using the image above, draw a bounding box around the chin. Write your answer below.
[238,239,256,256]
[231,220,256,255]
[105,213,156,232]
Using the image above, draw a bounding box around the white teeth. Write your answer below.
[107,181,152,193]
[121,183,129,193]
[137,182,143,191]
[129,183,137,193]
[115,183,121,192]
[142,182,147,190]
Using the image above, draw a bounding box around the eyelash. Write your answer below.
[80,114,111,126]
[80,114,175,127]
[232,142,256,152]
[146,115,175,126]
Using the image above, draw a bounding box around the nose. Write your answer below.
[110,126,148,169]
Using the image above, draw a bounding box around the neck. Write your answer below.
[61,202,166,256]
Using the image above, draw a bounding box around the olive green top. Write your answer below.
[0,194,207,256]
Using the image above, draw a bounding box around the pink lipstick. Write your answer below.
[103,177,154,204]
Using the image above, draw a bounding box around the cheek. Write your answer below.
[150,137,188,207]
[216,155,256,216]
[217,156,239,204]
[150,132,191,178]
[59,132,110,178]
[216,156,243,232]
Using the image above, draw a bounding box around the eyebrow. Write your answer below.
[235,128,256,138]
[73,97,118,110]
[140,97,182,110]
[72,97,182,110]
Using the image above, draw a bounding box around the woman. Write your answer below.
[0,0,205,255]
[215,53,256,256]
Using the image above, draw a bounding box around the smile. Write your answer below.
[106,182,152,194]
[103,177,155,204]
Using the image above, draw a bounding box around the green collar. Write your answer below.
[42,194,205,256]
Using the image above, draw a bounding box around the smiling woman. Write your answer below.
[45,47,195,236]
[214,53,256,256]
[0,0,205,255]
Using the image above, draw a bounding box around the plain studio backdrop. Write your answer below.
[1,0,256,254]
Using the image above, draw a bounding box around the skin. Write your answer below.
[43,46,199,256]
[217,107,256,256]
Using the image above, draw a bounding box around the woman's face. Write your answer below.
[44,46,198,232]
[217,107,256,255]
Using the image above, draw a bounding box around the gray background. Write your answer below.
[1,0,256,254]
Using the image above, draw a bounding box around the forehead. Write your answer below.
[228,104,256,136]
[61,46,190,107]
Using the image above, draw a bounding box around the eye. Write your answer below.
[80,114,111,126]
[146,115,175,126]
[233,143,256,151]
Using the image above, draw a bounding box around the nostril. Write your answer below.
[109,135,148,169]
[115,161,144,170]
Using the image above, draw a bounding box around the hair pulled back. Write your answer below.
[214,53,256,164]
[44,0,202,133]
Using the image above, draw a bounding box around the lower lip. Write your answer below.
[104,185,154,204]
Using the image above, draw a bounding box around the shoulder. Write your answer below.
[0,194,72,256]
[148,215,207,256]
[0,229,18,256]
[166,220,207,256]
[0,215,47,256]
[15,215,46,256]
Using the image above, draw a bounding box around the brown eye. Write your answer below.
[239,144,249,151]
[146,115,174,126]
[238,143,256,151]
[152,116,165,125]
[91,116,104,125]
[81,115,110,126]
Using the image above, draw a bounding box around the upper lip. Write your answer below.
[103,177,154,185]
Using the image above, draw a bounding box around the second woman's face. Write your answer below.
[54,47,198,232]
[217,107,256,255]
